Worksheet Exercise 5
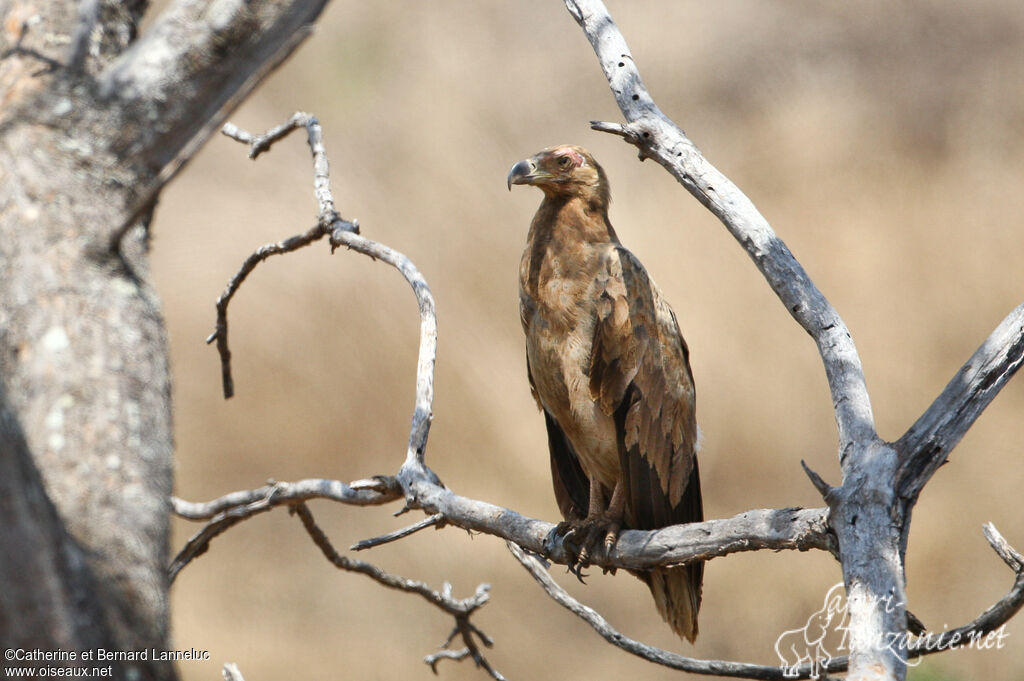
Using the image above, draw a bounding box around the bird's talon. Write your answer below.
[566,562,589,583]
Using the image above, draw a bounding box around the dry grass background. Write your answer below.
[153,2,1024,679]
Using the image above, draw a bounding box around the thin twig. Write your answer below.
[879,524,1024,665]
[210,115,359,399]
[293,503,487,614]
[329,225,440,491]
[983,523,1024,574]
[506,540,840,680]
[425,648,472,673]
[293,503,503,679]
[169,478,403,581]
[351,513,445,551]
[425,619,506,681]
[171,476,402,520]
[206,223,328,398]
[800,460,834,502]
[169,486,287,583]
[223,113,309,159]
[212,112,442,510]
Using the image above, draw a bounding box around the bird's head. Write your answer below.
[507,145,610,207]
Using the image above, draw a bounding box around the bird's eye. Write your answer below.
[557,156,571,168]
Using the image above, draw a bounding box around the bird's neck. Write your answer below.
[528,194,617,246]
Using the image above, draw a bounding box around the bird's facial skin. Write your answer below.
[507,145,604,199]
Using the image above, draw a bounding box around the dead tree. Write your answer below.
[1,3,1021,681]
[0,2,328,679]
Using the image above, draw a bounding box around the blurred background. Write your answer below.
[153,2,1024,679]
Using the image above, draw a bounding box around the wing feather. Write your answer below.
[527,354,589,521]
[589,246,699,524]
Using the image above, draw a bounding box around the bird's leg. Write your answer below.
[602,478,627,552]
[576,477,625,567]
[556,478,628,577]
[548,478,603,580]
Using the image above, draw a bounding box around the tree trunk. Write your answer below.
[0,1,327,678]
[0,5,173,679]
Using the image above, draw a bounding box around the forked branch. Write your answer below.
[562,2,1022,677]
[896,303,1024,501]
[510,524,1024,680]
[207,114,358,398]
[564,0,875,454]
[293,502,502,678]
[169,477,402,582]
[175,478,835,573]
[507,541,832,680]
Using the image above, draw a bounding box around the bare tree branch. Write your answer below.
[213,113,442,492]
[292,503,503,679]
[171,477,402,520]
[507,541,841,680]
[510,523,1024,679]
[175,480,834,572]
[565,0,876,454]
[896,303,1024,500]
[898,523,1024,659]
[103,1,330,242]
[206,223,328,397]
[172,478,1019,681]
[424,621,506,681]
[328,228,440,491]
[169,487,283,583]
[983,523,1024,574]
[351,513,446,551]
[172,494,504,677]
[207,114,361,397]
[168,478,402,582]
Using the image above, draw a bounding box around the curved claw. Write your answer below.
[546,515,622,583]
[567,562,589,583]
[546,521,591,582]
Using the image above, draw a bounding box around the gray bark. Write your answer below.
[0,1,327,677]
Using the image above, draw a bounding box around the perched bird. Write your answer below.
[508,145,703,642]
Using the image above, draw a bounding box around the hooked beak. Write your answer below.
[507,158,540,190]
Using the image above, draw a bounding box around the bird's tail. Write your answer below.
[640,563,703,643]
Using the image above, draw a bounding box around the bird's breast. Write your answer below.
[520,254,621,490]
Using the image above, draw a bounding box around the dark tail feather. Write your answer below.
[643,563,702,643]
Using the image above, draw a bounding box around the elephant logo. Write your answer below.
[775,582,849,677]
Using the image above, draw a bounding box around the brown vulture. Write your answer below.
[508,145,703,642]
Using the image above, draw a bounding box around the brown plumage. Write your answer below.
[508,145,703,642]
